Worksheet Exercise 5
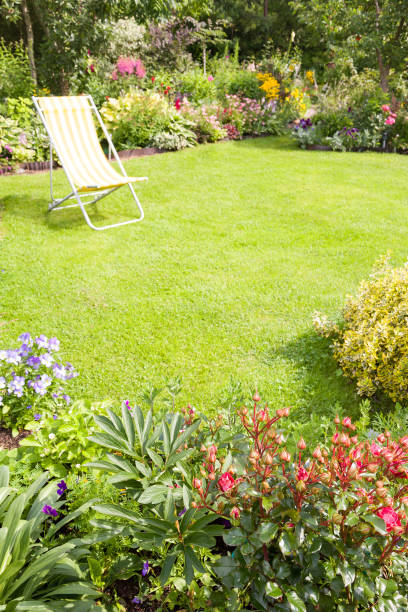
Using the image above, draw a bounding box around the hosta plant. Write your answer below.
[191,394,408,610]
[0,465,100,611]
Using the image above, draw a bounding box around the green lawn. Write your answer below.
[1,136,407,419]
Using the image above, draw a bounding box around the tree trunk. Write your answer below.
[376,48,390,92]
[264,0,269,17]
[21,0,37,86]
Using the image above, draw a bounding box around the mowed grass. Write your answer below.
[1,136,407,419]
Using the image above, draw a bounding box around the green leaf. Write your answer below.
[265,581,282,598]
[255,522,278,544]
[223,527,246,547]
[286,590,307,612]
[138,485,169,505]
[184,532,216,548]
[160,553,177,586]
[278,531,294,555]
[182,484,191,509]
[121,403,135,450]
[363,513,387,535]
[338,561,355,588]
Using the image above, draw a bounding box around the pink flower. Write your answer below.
[116,56,146,78]
[370,442,382,456]
[381,104,390,113]
[111,69,118,81]
[218,471,236,492]
[385,116,396,125]
[89,64,95,73]
[207,75,214,82]
[296,466,309,482]
[342,417,352,428]
[376,506,402,532]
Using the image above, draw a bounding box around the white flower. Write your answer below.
[48,433,56,440]
[75,464,81,469]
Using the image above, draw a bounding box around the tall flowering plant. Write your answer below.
[192,394,408,610]
[0,333,77,430]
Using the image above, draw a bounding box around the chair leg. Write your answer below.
[73,183,144,231]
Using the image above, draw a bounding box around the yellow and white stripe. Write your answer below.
[36,96,147,192]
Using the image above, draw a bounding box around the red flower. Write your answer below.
[175,98,181,110]
[376,506,402,532]
[342,416,352,428]
[151,76,155,82]
[218,471,235,492]
[230,506,240,519]
[296,466,309,482]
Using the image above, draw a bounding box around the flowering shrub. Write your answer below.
[180,99,226,143]
[191,394,408,610]
[111,56,146,80]
[256,73,280,100]
[314,255,408,403]
[0,332,77,430]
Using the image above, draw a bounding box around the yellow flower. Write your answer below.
[257,73,280,100]
[306,70,314,84]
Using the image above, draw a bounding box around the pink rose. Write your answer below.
[382,104,391,113]
[370,442,382,456]
[385,116,396,125]
[376,506,402,532]
[218,471,236,492]
[207,75,214,82]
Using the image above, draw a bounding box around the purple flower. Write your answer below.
[19,343,31,357]
[52,363,66,379]
[34,413,41,421]
[42,504,58,517]
[62,394,71,405]
[32,374,52,396]
[53,414,58,420]
[6,350,21,365]
[48,337,60,352]
[125,400,131,410]
[19,332,31,344]
[27,356,41,369]
[35,335,48,349]
[178,507,187,516]
[26,404,32,410]
[141,561,149,576]
[132,597,142,604]
[57,479,67,495]
[7,375,25,397]
[39,352,53,367]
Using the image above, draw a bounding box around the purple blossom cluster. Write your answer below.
[0,332,77,423]
[339,126,359,138]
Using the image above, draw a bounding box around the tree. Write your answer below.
[290,0,408,91]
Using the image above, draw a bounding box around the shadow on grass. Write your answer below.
[231,135,298,152]
[273,330,363,418]
[0,195,118,232]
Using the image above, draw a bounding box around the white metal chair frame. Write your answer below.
[32,95,145,231]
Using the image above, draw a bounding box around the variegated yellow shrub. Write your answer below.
[313,254,408,402]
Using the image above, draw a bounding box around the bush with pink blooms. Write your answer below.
[188,394,408,609]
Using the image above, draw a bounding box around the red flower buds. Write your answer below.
[297,438,306,450]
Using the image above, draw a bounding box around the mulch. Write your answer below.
[0,426,31,450]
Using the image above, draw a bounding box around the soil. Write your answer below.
[0,426,31,450]
[109,579,163,611]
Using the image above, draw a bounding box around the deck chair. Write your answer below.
[32,95,147,230]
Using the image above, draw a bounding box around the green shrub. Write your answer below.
[0,39,33,99]
[314,255,408,402]
[100,89,171,148]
